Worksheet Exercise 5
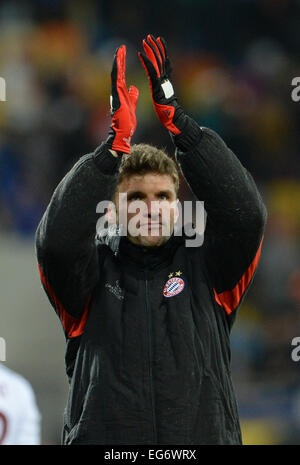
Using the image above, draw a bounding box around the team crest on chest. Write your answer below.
[163,271,185,298]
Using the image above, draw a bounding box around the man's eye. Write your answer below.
[159,194,168,200]
[129,195,140,201]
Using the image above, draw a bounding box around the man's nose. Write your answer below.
[143,198,160,217]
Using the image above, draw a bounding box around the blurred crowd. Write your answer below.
[0,0,299,444]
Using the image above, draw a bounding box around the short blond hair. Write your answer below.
[117,143,180,195]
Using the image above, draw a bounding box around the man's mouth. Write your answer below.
[140,222,162,227]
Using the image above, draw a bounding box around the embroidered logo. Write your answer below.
[105,280,124,301]
[163,276,185,298]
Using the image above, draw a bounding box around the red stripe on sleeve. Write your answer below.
[213,236,264,315]
[38,263,90,338]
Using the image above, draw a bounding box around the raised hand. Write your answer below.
[108,45,139,154]
[139,35,184,135]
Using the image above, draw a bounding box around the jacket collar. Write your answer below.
[96,224,186,271]
[118,233,185,271]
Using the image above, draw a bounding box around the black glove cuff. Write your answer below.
[103,129,115,150]
[93,140,122,175]
[171,114,203,152]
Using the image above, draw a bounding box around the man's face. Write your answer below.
[114,172,179,247]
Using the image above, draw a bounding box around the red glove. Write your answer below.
[138,35,184,135]
[107,45,139,154]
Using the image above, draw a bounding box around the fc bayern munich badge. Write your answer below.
[163,277,185,298]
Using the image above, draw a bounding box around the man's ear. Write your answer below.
[106,201,117,225]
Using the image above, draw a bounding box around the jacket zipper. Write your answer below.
[144,271,157,443]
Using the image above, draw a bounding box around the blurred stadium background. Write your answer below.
[0,0,299,445]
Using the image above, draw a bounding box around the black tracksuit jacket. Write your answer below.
[35,121,267,445]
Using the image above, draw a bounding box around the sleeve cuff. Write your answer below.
[93,142,122,175]
[171,115,203,152]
